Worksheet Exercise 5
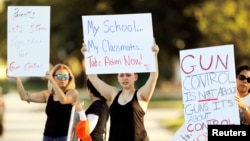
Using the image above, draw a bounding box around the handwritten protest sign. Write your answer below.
[171,45,240,141]
[171,124,194,141]
[82,13,155,74]
[7,6,50,77]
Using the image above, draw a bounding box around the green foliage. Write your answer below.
[0,0,204,85]
[194,0,250,65]
[1,0,250,87]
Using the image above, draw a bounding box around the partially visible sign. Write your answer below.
[171,44,240,141]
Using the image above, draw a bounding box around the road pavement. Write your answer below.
[0,92,182,141]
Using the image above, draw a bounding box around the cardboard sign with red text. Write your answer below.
[7,6,50,77]
[82,13,155,74]
[171,44,240,141]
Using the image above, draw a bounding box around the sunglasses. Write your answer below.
[54,74,70,81]
[238,75,250,83]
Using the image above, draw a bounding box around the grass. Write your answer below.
[161,115,184,132]
[148,99,182,108]
[148,99,184,133]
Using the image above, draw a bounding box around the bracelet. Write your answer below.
[26,92,30,104]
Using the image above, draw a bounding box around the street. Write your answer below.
[0,92,46,141]
[0,92,182,141]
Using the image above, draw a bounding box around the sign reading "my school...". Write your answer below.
[82,13,155,74]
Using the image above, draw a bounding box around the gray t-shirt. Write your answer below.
[239,94,250,125]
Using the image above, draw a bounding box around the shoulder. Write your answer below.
[91,101,108,111]
[91,100,105,108]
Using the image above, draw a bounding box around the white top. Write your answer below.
[240,94,250,124]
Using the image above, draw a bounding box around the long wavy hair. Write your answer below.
[47,64,76,93]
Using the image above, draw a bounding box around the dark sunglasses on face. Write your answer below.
[54,74,70,81]
[238,75,250,83]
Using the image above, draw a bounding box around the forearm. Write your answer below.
[151,54,159,78]
[149,41,159,81]
[49,78,68,103]
[148,52,159,87]
[16,77,29,101]
[143,52,159,101]
[242,107,250,124]
[87,74,98,81]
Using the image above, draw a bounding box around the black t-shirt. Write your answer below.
[86,100,109,141]
[44,94,73,137]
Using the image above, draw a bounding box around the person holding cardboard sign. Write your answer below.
[6,63,78,141]
[235,65,250,125]
[81,40,159,141]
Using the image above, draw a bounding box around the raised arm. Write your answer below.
[46,71,78,104]
[138,41,159,102]
[81,43,119,101]
[6,69,48,103]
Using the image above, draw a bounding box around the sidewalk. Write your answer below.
[144,108,182,141]
[1,92,46,141]
[0,92,182,141]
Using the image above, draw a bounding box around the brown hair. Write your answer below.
[47,64,76,92]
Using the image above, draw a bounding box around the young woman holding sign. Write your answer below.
[7,63,78,141]
[235,65,250,125]
[80,40,159,141]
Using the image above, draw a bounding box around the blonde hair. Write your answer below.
[47,64,76,92]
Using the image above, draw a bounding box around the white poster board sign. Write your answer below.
[82,13,155,74]
[7,6,50,77]
[171,124,194,141]
[171,44,240,141]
